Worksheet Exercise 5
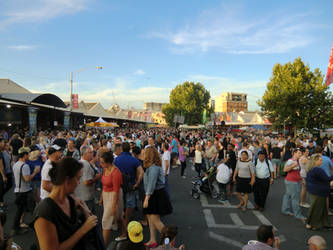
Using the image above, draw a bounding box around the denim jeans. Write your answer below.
[281,180,304,219]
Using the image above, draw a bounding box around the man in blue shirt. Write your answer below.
[114,142,144,241]
[170,135,179,167]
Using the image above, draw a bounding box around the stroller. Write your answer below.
[191,165,218,199]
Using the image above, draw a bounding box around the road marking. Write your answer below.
[230,213,244,226]
[200,194,254,209]
[252,210,277,230]
[209,231,243,248]
[203,209,258,230]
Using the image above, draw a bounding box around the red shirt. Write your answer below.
[102,167,123,192]
[285,158,301,183]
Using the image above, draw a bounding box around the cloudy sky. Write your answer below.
[0,0,332,110]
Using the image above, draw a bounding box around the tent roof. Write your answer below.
[0,93,67,108]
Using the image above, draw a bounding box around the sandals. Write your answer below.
[237,203,244,209]
[242,207,247,212]
[306,224,318,231]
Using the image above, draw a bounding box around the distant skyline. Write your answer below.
[0,0,332,111]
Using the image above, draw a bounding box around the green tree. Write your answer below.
[162,81,211,126]
[258,57,333,134]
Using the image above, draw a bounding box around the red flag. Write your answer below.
[326,44,333,87]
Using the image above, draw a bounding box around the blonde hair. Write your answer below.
[144,146,161,168]
[306,153,322,173]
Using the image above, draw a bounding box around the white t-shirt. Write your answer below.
[162,151,171,175]
[195,150,202,164]
[13,161,31,193]
[40,159,53,200]
[216,163,232,184]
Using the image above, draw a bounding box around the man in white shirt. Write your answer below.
[40,145,63,200]
[161,143,170,198]
[253,151,274,211]
[238,142,253,161]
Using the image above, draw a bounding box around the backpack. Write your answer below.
[217,164,230,184]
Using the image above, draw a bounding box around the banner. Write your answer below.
[202,109,207,124]
[72,94,79,109]
[326,44,333,86]
[64,111,71,130]
[28,107,38,136]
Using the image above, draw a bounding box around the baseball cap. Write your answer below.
[48,144,62,155]
[18,147,31,154]
[127,221,143,243]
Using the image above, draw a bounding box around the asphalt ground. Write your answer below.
[2,165,333,250]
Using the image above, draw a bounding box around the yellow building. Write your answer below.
[214,92,248,113]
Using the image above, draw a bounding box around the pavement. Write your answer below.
[2,165,333,250]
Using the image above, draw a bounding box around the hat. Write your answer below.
[127,221,143,243]
[48,144,62,155]
[18,147,31,154]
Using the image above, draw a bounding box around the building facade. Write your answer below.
[214,92,248,113]
[143,102,166,112]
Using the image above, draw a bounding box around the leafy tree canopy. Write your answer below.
[162,81,211,126]
[258,57,333,133]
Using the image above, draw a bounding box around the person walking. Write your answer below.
[300,148,310,208]
[305,154,333,230]
[161,143,171,197]
[281,148,306,221]
[179,140,187,179]
[233,151,255,212]
[253,151,274,212]
[12,147,40,234]
[194,144,203,178]
[99,151,123,246]
[143,146,172,248]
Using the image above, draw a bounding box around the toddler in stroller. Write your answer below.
[191,165,218,199]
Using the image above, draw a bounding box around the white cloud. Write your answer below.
[134,69,145,75]
[0,0,91,29]
[7,45,36,50]
[150,4,314,54]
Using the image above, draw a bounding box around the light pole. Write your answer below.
[70,66,103,111]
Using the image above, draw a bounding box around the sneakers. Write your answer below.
[182,175,186,179]
[300,203,310,208]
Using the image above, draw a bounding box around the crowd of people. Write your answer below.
[0,128,331,249]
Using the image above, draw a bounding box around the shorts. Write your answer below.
[102,189,123,230]
[124,190,137,208]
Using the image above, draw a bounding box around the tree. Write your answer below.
[258,57,333,134]
[162,81,211,126]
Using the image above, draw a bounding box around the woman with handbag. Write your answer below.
[232,151,255,212]
[143,146,172,248]
[33,157,103,250]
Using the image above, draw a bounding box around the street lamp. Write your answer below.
[70,66,103,111]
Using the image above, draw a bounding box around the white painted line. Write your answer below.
[203,209,258,230]
[200,194,254,209]
[279,235,286,243]
[230,213,244,226]
[209,231,243,248]
[203,209,216,227]
[252,210,277,231]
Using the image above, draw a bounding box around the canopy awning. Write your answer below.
[0,93,67,108]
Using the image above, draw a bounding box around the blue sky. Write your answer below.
[0,0,332,110]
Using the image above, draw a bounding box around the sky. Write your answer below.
[0,0,332,111]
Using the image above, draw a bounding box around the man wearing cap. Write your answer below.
[253,151,274,212]
[12,147,40,233]
[40,145,63,200]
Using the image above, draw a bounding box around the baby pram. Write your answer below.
[191,165,218,199]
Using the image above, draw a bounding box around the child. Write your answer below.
[216,160,232,202]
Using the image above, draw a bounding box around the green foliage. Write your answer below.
[162,81,211,126]
[258,57,333,133]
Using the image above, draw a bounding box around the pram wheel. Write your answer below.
[193,192,200,199]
